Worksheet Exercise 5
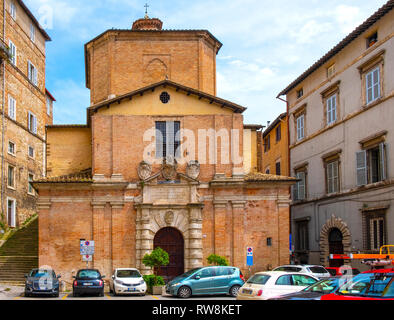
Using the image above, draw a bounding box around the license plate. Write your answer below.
[242,289,252,294]
[83,283,93,286]
[127,288,136,291]
[39,287,47,290]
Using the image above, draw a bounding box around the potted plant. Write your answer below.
[142,247,169,295]
[207,254,229,266]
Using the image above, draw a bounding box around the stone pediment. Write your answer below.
[137,159,201,205]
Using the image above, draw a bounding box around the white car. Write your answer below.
[109,268,147,296]
[273,265,331,279]
[236,271,319,300]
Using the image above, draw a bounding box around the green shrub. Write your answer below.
[207,254,229,266]
[143,274,165,292]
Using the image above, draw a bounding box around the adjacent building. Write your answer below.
[0,0,52,228]
[262,113,289,177]
[34,15,295,285]
[278,0,394,269]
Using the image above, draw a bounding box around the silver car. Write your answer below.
[273,265,331,279]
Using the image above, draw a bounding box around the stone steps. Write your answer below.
[0,218,39,283]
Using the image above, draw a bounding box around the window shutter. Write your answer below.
[379,143,387,181]
[373,68,380,100]
[356,151,367,186]
[33,116,37,134]
[28,61,31,81]
[297,172,305,200]
[155,122,165,158]
[174,121,181,158]
[33,67,38,85]
[166,121,175,158]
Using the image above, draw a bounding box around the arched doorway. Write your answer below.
[153,227,184,282]
[329,228,344,267]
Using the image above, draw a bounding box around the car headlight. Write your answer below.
[140,280,145,285]
[171,283,180,287]
[26,280,33,285]
[115,280,124,285]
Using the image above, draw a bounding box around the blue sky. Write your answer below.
[25,0,388,126]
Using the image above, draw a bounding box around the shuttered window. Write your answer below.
[155,121,180,159]
[296,115,304,141]
[326,94,337,125]
[356,143,387,186]
[327,161,339,194]
[8,95,16,120]
[9,40,16,66]
[28,61,38,85]
[28,112,37,134]
[294,171,306,200]
[366,67,380,105]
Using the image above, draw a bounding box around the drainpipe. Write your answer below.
[1,0,6,218]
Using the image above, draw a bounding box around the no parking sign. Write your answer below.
[246,247,253,266]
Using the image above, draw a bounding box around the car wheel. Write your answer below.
[73,292,78,297]
[230,285,241,297]
[99,290,104,297]
[109,285,113,294]
[177,286,192,299]
[25,292,30,297]
[54,292,59,298]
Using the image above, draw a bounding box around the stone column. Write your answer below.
[136,206,153,275]
[213,200,227,258]
[92,201,106,272]
[232,201,246,270]
[111,201,124,270]
[187,205,203,271]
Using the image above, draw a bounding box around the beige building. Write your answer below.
[0,0,52,228]
[278,0,394,268]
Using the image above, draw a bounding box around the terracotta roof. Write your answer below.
[277,0,394,97]
[45,89,56,102]
[34,169,92,183]
[245,172,297,182]
[46,124,88,129]
[17,0,51,41]
[87,80,247,117]
[263,112,287,138]
[244,124,264,130]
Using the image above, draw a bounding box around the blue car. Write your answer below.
[166,266,245,298]
[73,269,105,297]
[25,268,61,297]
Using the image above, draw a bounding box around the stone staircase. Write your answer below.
[0,218,38,286]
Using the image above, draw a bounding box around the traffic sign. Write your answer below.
[82,255,92,262]
[246,247,253,266]
[80,240,95,255]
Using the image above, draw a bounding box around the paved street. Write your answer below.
[0,285,235,300]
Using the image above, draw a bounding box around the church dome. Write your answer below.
[132,15,163,30]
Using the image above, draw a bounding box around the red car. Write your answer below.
[321,268,394,300]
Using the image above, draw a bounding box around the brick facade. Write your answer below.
[0,0,52,228]
[35,16,294,287]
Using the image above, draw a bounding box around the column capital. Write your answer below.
[110,201,124,209]
[213,200,227,208]
[91,201,106,209]
[231,200,247,208]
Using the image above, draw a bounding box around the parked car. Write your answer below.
[268,276,352,300]
[321,268,394,300]
[273,265,331,279]
[236,271,319,300]
[326,266,360,276]
[109,268,146,296]
[165,266,245,298]
[73,269,105,297]
[24,268,61,297]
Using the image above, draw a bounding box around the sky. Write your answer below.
[24,0,389,126]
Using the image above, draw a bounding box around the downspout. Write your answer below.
[1,0,6,218]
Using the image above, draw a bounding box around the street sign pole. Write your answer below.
[80,240,95,268]
[246,247,254,278]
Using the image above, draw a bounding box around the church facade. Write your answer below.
[34,16,295,285]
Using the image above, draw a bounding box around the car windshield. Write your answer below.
[247,274,270,285]
[337,273,394,298]
[307,266,328,274]
[304,278,342,293]
[116,270,141,278]
[274,266,301,272]
[77,270,101,279]
[29,269,56,278]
